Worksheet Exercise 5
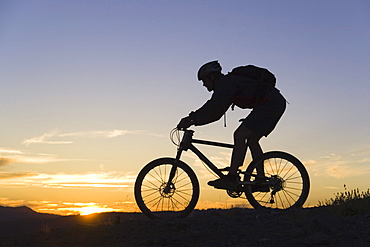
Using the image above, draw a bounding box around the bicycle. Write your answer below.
[134,128,310,219]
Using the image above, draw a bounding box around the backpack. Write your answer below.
[229,65,276,88]
[228,65,276,109]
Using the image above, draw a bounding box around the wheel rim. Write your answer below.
[139,163,195,216]
[246,156,307,210]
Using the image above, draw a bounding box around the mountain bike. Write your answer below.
[134,129,310,219]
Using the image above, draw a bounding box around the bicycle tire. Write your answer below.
[134,158,199,219]
[244,151,310,210]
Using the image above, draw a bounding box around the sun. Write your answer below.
[78,206,115,216]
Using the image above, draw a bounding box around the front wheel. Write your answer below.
[134,158,199,219]
[244,151,310,210]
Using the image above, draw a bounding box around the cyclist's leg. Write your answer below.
[247,132,264,175]
[229,124,251,176]
[235,89,286,176]
[208,124,250,189]
[209,124,262,189]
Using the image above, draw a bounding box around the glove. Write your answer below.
[177,116,194,130]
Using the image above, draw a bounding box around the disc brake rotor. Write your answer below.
[159,183,176,198]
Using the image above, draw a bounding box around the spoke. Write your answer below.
[272,158,278,175]
[260,200,270,206]
[285,177,303,183]
[173,191,191,203]
[281,164,295,180]
[175,174,190,184]
[174,188,193,195]
[141,165,193,213]
[149,169,164,184]
[145,194,162,205]
[173,169,185,183]
[276,158,283,175]
[255,192,269,204]
[279,160,289,177]
[279,190,292,208]
[142,180,161,190]
[157,165,163,183]
[164,164,167,183]
[245,155,308,210]
[169,197,176,211]
[284,169,300,181]
[283,188,300,200]
[176,189,193,196]
[141,188,159,193]
[275,159,280,174]
[267,159,275,175]
[158,165,167,182]
[285,174,302,183]
[276,192,283,208]
[175,181,192,190]
[141,182,159,189]
[169,195,186,209]
[160,195,165,212]
[142,190,160,198]
[175,191,192,198]
[284,186,302,191]
[146,195,164,210]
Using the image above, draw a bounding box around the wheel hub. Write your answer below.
[159,182,175,198]
[270,175,285,192]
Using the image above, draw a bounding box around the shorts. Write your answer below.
[242,88,286,137]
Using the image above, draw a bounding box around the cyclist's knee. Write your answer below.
[233,125,252,143]
[247,133,262,145]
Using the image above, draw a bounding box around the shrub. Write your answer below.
[318,185,370,216]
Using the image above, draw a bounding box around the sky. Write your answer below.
[0,0,369,215]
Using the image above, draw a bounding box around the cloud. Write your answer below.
[349,148,370,157]
[22,129,141,146]
[0,144,108,166]
[0,152,72,166]
[0,157,15,167]
[0,197,25,207]
[39,201,137,215]
[0,149,24,154]
[0,172,37,179]
[0,149,100,166]
[0,197,136,215]
[22,130,74,145]
[0,170,136,189]
[60,130,129,138]
[323,186,341,190]
[0,149,25,166]
[307,152,370,179]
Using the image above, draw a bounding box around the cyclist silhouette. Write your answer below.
[177,60,286,191]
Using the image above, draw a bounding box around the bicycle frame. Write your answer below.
[136,129,310,217]
[165,130,233,191]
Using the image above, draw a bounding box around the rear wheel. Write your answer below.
[134,158,199,219]
[244,151,310,210]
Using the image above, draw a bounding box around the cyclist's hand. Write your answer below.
[177,117,193,130]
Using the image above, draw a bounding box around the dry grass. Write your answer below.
[41,222,52,234]
[318,185,370,216]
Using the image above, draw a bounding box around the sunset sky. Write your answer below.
[1,0,369,215]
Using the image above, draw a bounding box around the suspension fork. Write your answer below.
[164,130,193,193]
[163,147,183,193]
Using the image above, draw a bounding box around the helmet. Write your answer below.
[197,60,222,81]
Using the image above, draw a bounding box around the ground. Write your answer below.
[0,207,369,247]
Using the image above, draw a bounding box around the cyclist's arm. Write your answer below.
[189,80,237,126]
